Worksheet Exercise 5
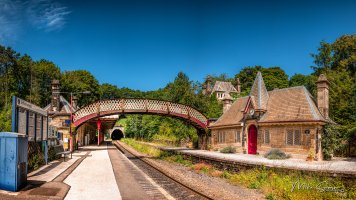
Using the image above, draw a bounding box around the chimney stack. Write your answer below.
[316,74,330,119]
[222,92,233,113]
[202,84,207,95]
[235,78,241,93]
[51,80,60,112]
[206,76,212,95]
[72,95,78,110]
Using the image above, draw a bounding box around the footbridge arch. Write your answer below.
[73,99,209,131]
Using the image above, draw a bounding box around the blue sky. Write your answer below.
[1,0,355,91]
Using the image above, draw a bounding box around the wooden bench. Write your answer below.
[53,145,72,162]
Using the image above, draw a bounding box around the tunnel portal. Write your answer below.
[111,129,124,140]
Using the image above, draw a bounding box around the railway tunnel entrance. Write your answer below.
[111,129,124,140]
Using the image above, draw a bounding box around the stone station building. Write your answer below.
[44,80,97,150]
[202,76,241,100]
[209,72,332,160]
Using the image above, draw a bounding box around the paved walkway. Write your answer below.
[27,151,87,183]
[145,142,356,176]
[64,145,121,200]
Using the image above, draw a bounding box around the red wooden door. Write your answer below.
[248,125,257,154]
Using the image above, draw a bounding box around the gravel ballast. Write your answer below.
[118,141,264,200]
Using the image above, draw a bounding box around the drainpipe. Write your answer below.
[241,116,247,154]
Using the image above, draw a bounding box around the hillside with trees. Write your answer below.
[0,34,354,155]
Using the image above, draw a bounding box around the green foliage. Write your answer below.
[156,148,355,199]
[0,105,12,131]
[347,127,356,142]
[99,83,120,99]
[311,35,356,74]
[219,146,237,153]
[48,146,60,162]
[31,60,61,106]
[311,34,355,126]
[100,83,146,99]
[310,34,355,157]
[205,93,223,119]
[28,152,44,171]
[61,70,100,106]
[322,124,344,160]
[121,138,162,157]
[235,66,289,93]
[124,114,198,145]
[264,148,291,160]
[289,73,317,96]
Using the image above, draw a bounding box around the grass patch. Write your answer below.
[122,138,192,168]
[121,138,162,157]
[221,167,355,199]
[122,139,356,199]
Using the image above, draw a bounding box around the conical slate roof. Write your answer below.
[249,71,269,110]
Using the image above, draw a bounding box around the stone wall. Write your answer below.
[49,115,70,150]
[211,127,244,152]
[210,123,323,160]
[257,124,319,158]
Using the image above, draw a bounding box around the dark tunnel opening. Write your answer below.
[111,129,124,140]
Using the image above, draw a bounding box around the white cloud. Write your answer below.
[0,0,23,43]
[0,0,70,44]
[26,0,71,32]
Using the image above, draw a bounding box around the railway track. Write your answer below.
[112,141,212,200]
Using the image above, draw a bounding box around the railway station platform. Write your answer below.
[143,142,356,177]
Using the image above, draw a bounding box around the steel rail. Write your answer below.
[112,141,213,200]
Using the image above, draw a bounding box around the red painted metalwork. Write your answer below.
[248,125,257,154]
[97,119,101,145]
[72,98,208,130]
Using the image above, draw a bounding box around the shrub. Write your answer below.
[264,148,290,160]
[210,170,223,177]
[192,162,213,173]
[322,124,344,160]
[221,170,232,179]
[48,146,60,162]
[220,146,236,153]
[28,153,44,171]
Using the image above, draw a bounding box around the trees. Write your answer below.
[310,34,356,158]
[0,46,19,108]
[235,66,289,93]
[99,83,121,99]
[311,35,356,75]
[289,73,317,96]
[61,70,100,107]
[32,60,61,107]
[311,34,355,127]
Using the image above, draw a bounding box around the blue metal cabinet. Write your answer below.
[0,132,28,191]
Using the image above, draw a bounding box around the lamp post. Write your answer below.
[54,91,91,152]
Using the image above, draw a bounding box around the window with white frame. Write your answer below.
[218,132,225,143]
[264,129,270,144]
[235,131,241,143]
[286,129,302,146]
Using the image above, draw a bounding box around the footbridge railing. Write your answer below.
[72,99,208,130]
